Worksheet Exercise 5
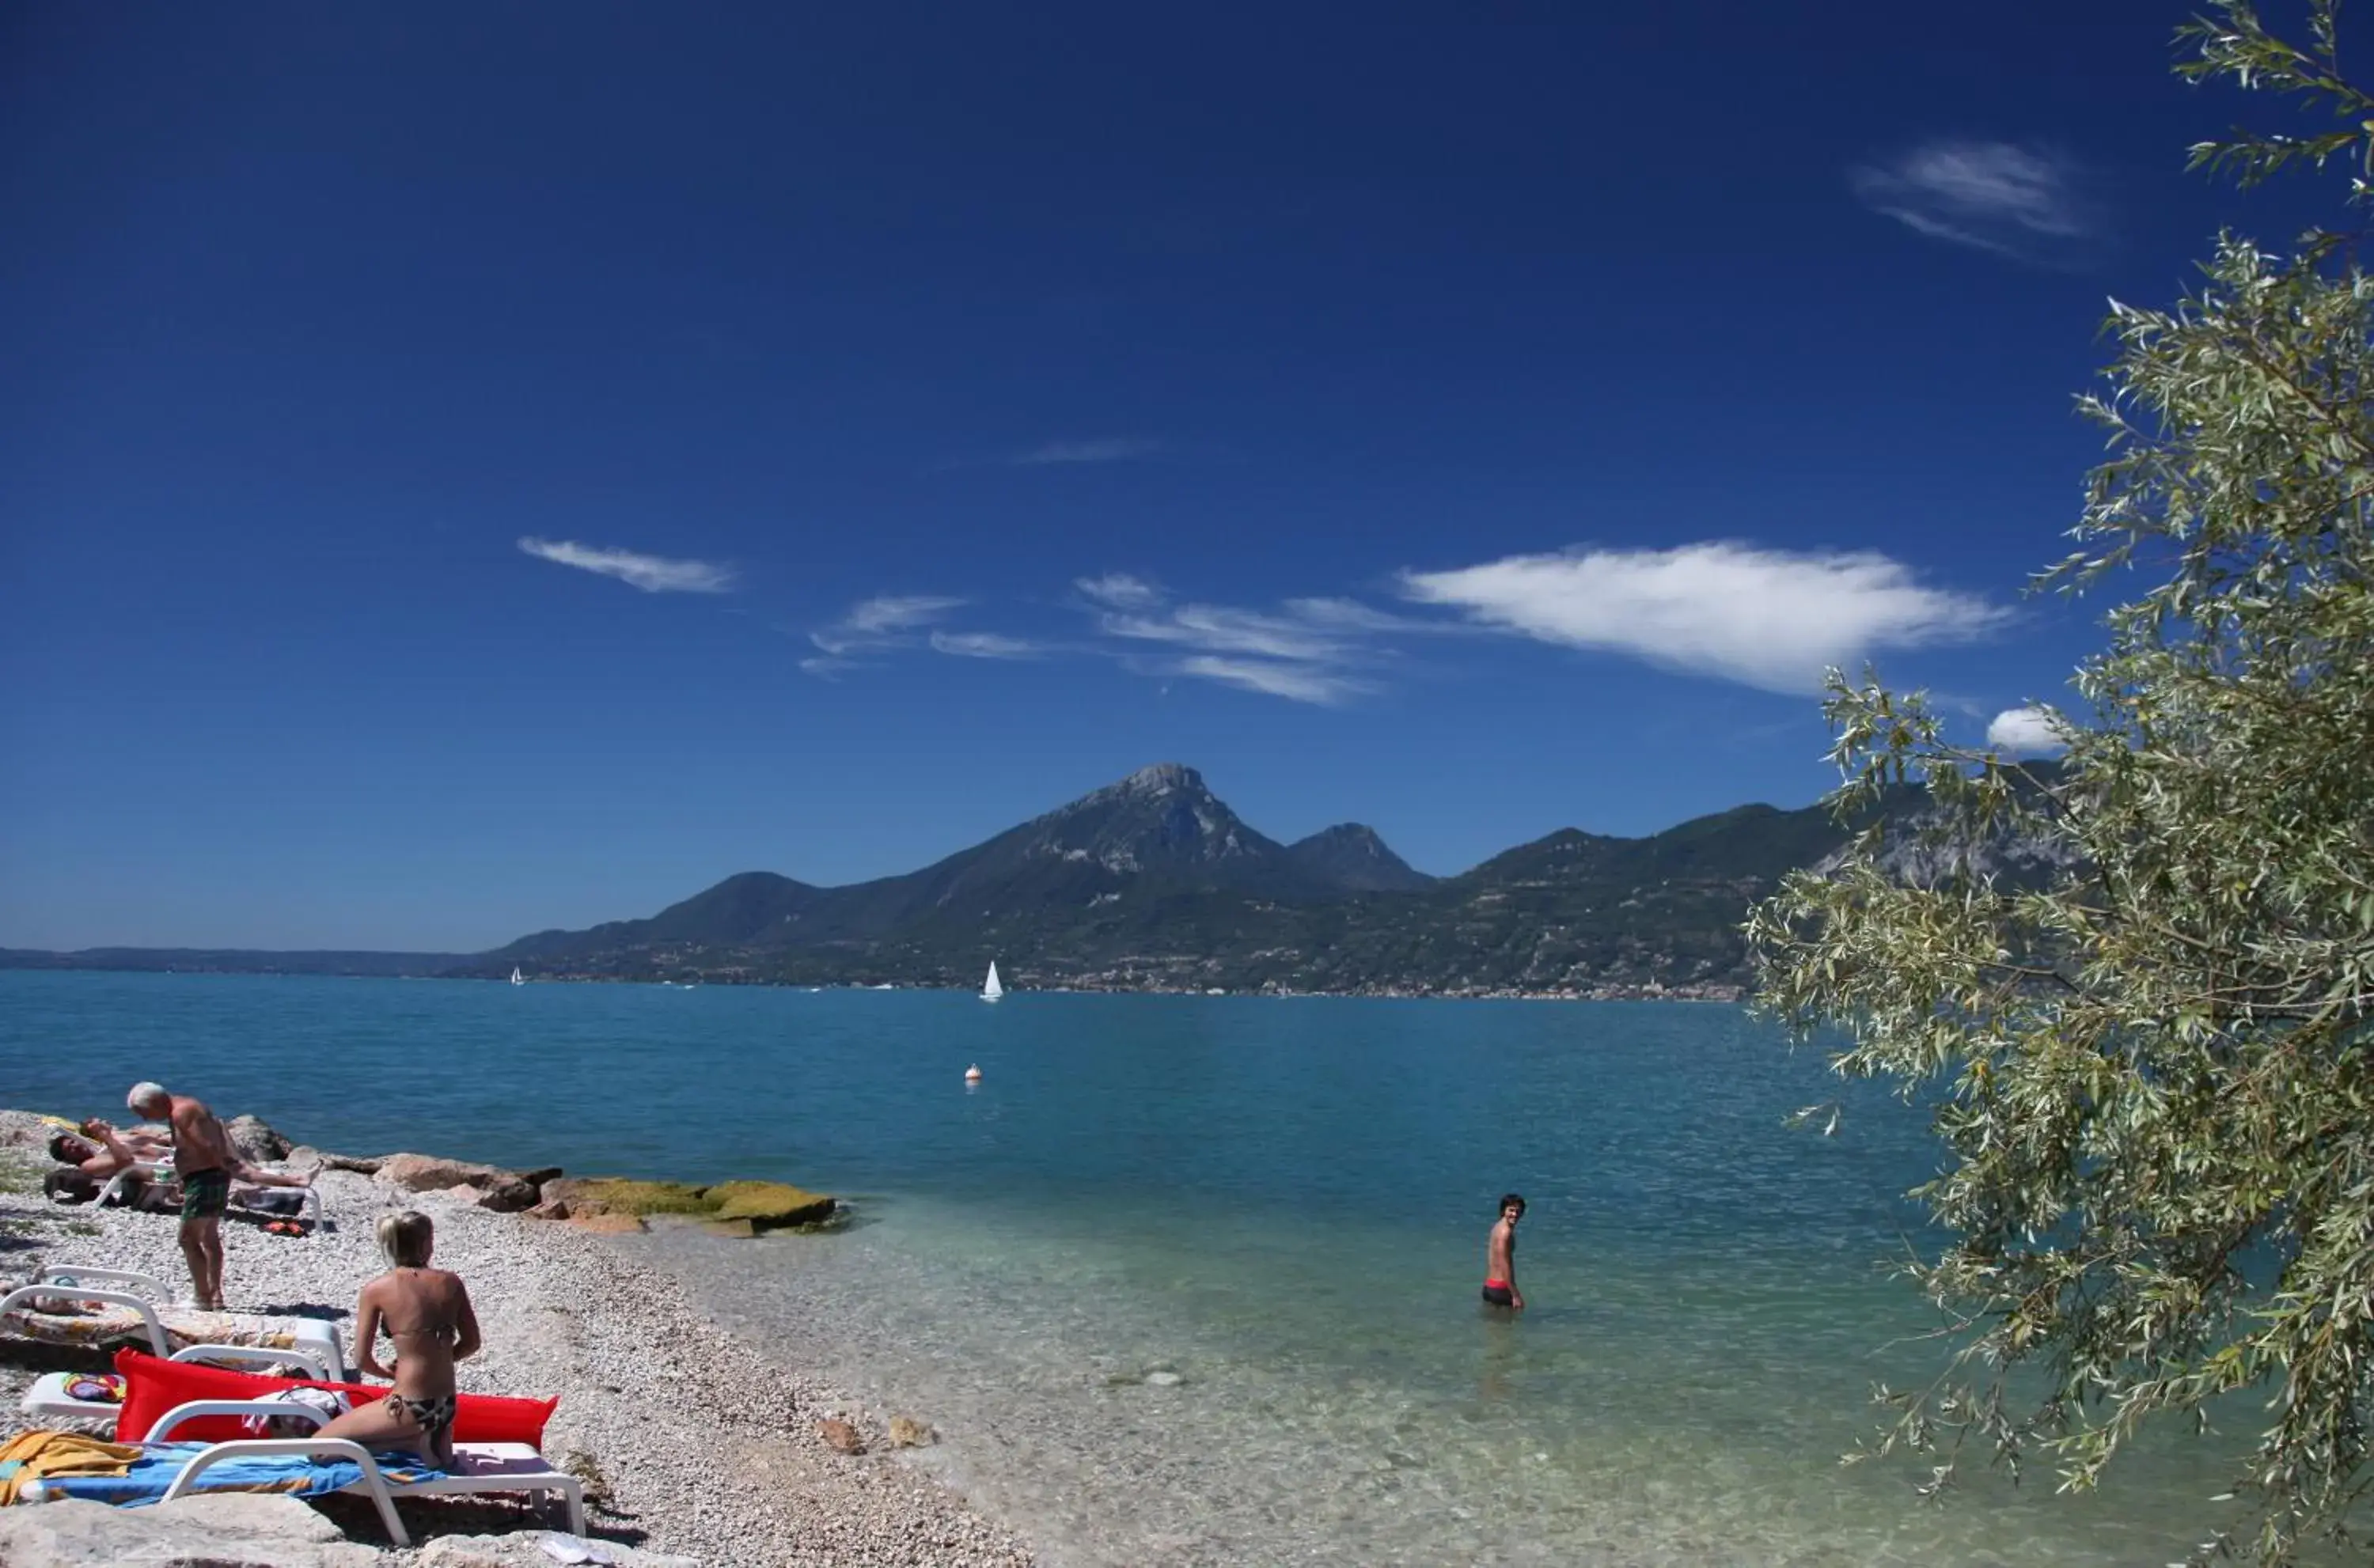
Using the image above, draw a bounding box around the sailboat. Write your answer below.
[981,961,1004,1002]
[510,966,525,987]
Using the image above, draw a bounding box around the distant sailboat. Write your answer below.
[981,961,1004,1002]
[510,966,525,987]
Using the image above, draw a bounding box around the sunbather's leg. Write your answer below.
[318,1393,443,1467]
[231,1162,314,1189]
[178,1176,229,1308]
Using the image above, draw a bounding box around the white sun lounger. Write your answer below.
[145,1398,588,1546]
[95,1162,325,1228]
[6,1267,349,1426]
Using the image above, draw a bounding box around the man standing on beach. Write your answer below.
[1482,1193,1525,1312]
[125,1081,237,1309]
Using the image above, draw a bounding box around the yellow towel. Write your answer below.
[0,1430,144,1506]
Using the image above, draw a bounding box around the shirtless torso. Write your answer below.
[1483,1206,1525,1311]
[165,1095,237,1176]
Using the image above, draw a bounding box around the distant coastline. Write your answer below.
[0,953,1746,1003]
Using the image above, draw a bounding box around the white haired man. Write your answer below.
[124,1081,238,1309]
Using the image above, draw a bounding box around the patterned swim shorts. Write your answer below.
[179,1168,231,1220]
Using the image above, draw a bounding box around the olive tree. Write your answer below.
[1745,5,2374,1560]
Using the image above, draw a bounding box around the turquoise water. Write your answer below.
[2,971,2274,1564]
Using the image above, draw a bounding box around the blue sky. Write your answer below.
[0,2,2317,949]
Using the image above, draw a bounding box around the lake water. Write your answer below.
[2,971,2274,1565]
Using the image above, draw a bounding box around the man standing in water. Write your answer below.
[1482,1193,1525,1312]
[125,1081,237,1309]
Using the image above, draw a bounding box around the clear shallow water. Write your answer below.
[2,971,2276,1564]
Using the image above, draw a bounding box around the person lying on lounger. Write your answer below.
[49,1124,314,1190]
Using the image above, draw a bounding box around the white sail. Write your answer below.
[510,966,525,986]
[981,961,1004,1001]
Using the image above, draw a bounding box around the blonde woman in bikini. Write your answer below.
[317,1211,481,1468]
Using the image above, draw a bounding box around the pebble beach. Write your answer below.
[0,1109,1036,1567]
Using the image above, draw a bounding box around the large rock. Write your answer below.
[375,1152,544,1212]
[417,1534,699,1568]
[225,1113,292,1164]
[0,1492,384,1566]
[469,1173,541,1213]
[538,1177,711,1217]
[0,1108,65,1154]
[295,1146,388,1175]
[376,1151,506,1193]
[705,1180,836,1231]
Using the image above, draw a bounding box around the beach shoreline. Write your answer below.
[0,1109,1036,1566]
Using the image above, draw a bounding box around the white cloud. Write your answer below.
[1012,437,1163,466]
[804,593,966,661]
[1849,141,2097,263]
[1178,656,1367,706]
[931,630,1045,660]
[801,595,1050,675]
[844,595,965,635]
[518,537,734,594]
[1075,573,1162,609]
[1098,604,1349,665]
[1986,705,2069,757]
[1398,542,2008,695]
[1073,577,1398,705]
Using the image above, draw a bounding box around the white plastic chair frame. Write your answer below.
[96,1164,325,1228]
[4,1271,349,1381]
[0,1284,176,1358]
[146,1398,588,1547]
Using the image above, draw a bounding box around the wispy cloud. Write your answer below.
[1987,705,2070,757]
[802,596,1049,672]
[1849,140,2098,264]
[1075,578,1399,706]
[1178,655,1370,705]
[1075,573,1162,609]
[1399,542,2009,695]
[1011,437,1164,467]
[806,594,966,660]
[518,537,734,594]
[931,630,1046,660]
[842,595,966,637]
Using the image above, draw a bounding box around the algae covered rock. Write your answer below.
[533,1174,836,1232]
[705,1180,836,1231]
[538,1177,711,1218]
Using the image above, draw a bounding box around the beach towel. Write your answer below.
[1,1298,321,1358]
[18,1439,439,1506]
[0,1430,143,1506]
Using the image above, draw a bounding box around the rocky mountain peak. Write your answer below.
[1284,822,1435,892]
[1302,824,1391,856]
[1102,762,1204,801]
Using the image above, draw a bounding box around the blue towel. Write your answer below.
[36,1442,440,1506]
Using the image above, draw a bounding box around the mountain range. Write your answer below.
[8,761,2053,998]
